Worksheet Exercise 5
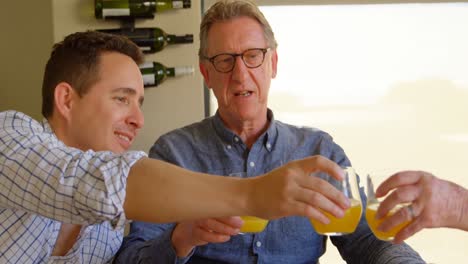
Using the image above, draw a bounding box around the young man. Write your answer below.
[0,31,347,263]
[116,1,424,263]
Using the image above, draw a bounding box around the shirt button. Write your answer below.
[249,162,255,167]
[266,142,271,149]
[227,145,232,149]
[256,241,262,247]
[234,137,239,142]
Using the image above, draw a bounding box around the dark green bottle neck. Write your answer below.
[153,62,174,77]
[166,67,176,77]
[166,34,193,44]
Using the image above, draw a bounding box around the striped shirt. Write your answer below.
[0,111,146,263]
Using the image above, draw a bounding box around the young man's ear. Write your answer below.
[54,82,77,122]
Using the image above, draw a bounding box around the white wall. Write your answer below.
[0,1,54,120]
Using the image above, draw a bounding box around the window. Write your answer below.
[205,2,468,263]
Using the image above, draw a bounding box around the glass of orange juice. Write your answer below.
[309,167,363,236]
[238,216,269,233]
[229,172,269,234]
[365,174,411,241]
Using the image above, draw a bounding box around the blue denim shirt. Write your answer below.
[115,110,424,264]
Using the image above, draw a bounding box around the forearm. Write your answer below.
[124,157,250,223]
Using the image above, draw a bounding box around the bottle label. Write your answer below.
[139,62,153,69]
[174,66,194,76]
[173,1,183,9]
[102,8,131,17]
[142,74,155,86]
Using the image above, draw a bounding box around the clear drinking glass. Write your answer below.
[228,172,269,234]
[309,167,363,236]
[365,174,411,241]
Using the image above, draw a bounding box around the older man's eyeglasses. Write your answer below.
[204,48,270,73]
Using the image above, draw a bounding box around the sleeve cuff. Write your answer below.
[143,227,195,264]
[167,227,196,264]
[111,151,147,230]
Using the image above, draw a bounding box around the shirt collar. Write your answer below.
[211,108,278,152]
[42,118,54,134]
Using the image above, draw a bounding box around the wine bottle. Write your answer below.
[140,62,194,87]
[95,0,191,19]
[98,27,193,53]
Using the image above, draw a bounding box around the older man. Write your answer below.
[115,1,425,263]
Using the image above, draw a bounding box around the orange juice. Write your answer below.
[240,216,268,233]
[310,199,362,235]
[365,203,411,241]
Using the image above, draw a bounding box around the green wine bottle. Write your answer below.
[140,62,194,87]
[98,27,193,53]
[95,0,191,19]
